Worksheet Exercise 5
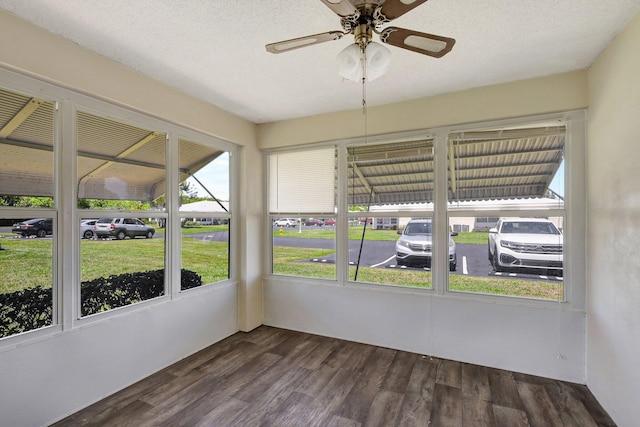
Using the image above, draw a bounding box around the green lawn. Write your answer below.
[0,235,228,293]
[273,228,490,245]
[180,224,229,235]
[0,237,53,293]
[1,231,561,301]
[274,227,399,241]
[272,245,562,300]
[453,232,489,245]
[274,256,562,300]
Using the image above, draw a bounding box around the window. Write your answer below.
[0,71,239,344]
[269,147,337,280]
[179,139,231,288]
[266,113,581,303]
[447,123,566,301]
[77,111,167,316]
[348,140,434,288]
[0,87,56,338]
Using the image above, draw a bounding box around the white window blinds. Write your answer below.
[269,147,335,214]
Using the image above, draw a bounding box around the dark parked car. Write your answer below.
[94,218,155,240]
[304,218,324,226]
[11,218,53,237]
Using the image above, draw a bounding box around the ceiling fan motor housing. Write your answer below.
[354,24,373,48]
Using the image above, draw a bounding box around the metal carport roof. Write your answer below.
[347,126,565,206]
[0,87,225,202]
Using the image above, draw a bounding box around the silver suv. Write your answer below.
[94,218,155,240]
[395,219,457,271]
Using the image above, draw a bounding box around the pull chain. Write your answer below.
[361,46,367,116]
[361,45,368,145]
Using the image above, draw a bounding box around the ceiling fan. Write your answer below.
[265,0,455,60]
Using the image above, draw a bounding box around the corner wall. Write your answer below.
[0,10,261,426]
[587,11,640,426]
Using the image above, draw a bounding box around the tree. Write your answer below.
[179,181,197,203]
[0,196,53,208]
[0,195,21,206]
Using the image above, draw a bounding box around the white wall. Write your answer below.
[0,11,261,426]
[265,280,585,382]
[587,11,640,427]
[238,144,264,331]
[0,286,238,427]
[257,71,588,149]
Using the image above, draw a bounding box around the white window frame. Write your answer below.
[265,111,586,310]
[0,66,239,347]
[0,73,62,345]
[176,130,236,292]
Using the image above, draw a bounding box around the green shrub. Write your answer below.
[0,286,51,337]
[0,269,202,337]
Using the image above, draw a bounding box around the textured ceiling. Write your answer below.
[0,0,639,124]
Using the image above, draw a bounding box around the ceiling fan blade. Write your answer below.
[375,0,429,21]
[266,31,345,54]
[380,27,455,58]
[319,0,359,19]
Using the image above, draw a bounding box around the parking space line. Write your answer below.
[371,255,396,268]
[462,256,468,275]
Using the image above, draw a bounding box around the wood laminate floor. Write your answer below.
[53,326,615,426]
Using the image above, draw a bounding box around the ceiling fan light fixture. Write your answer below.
[337,41,391,82]
[337,43,363,81]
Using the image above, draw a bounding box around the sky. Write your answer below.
[185,152,230,201]
[549,160,565,197]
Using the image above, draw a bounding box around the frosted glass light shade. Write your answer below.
[336,42,391,82]
[337,43,362,81]
[365,42,391,81]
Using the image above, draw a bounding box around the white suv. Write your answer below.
[274,218,298,227]
[488,218,563,272]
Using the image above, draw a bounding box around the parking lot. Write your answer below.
[273,226,563,283]
[1,224,563,283]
